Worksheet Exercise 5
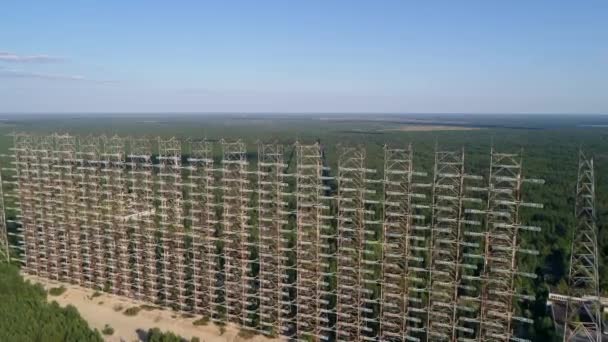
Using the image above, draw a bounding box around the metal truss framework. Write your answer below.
[335,146,379,342]
[0,133,548,342]
[426,147,485,342]
[379,144,430,342]
[295,142,334,341]
[220,140,254,327]
[157,138,186,310]
[479,148,544,342]
[257,143,291,337]
[563,152,601,342]
[186,140,219,317]
[126,137,155,302]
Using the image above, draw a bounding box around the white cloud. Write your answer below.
[0,51,63,63]
[0,68,113,83]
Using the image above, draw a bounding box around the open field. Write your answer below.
[24,274,280,342]
[383,124,481,131]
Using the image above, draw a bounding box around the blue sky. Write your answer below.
[0,1,606,113]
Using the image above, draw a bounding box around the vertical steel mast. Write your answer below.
[335,146,378,341]
[157,138,185,309]
[77,135,101,289]
[563,151,601,342]
[0,158,8,262]
[257,142,290,337]
[220,139,253,326]
[187,140,219,318]
[426,147,485,341]
[379,144,430,342]
[479,148,543,342]
[128,137,158,303]
[295,141,334,341]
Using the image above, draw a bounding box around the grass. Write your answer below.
[123,306,141,316]
[192,316,210,326]
[101,324,114,336]
[48,286,67,296]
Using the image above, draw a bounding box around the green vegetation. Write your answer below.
[48,285,67,296]
[3,114,608,341]
[192,316,210,326]
[124,306,142,316]
[146,327,189,342]
[0,262,102,342]
[238,328,257,339]
[101,324,114,335]
[140,304,158,311]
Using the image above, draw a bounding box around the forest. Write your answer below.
[0,113,607,341]
[0,262,103,342]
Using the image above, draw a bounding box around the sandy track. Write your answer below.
[24,275,281,342]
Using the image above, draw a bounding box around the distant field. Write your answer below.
[383,124,481,131]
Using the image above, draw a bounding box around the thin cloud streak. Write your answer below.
[0,51,64,63]
[0,68,113,83]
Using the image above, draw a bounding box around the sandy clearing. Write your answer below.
[384,125,481,131]
[24,275,282,342]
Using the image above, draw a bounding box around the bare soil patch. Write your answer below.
[24,274,281,342]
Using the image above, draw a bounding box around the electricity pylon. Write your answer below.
[563,151,601,342]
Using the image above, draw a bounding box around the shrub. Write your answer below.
[113,304,124,312]
[140,304,157,311]
[124,306,141,316]
[192,316,209,326]
[146,328,188,342]
[91,291,102,299]
[238,328,257,339]
[102,324,114,336]
[48,286,67,296]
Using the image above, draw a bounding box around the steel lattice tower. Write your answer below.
[335,146,379,341]
[52,134,77,282]
[295,142,334,341]
[479,148,543,342]
[13,134,35,274]
[128,137,158,302]
[0,162,8,262]
[257,143,292,337]
[379,144,429,342]
[2,135,25,266]
[426,147,485,341]
[78,136,102,290]
[563,152,601,342]
[29,136,47,279]
[157,138,186,310]
[101,136,129,295]
[220,139,254,326]
[186,140,219,317]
